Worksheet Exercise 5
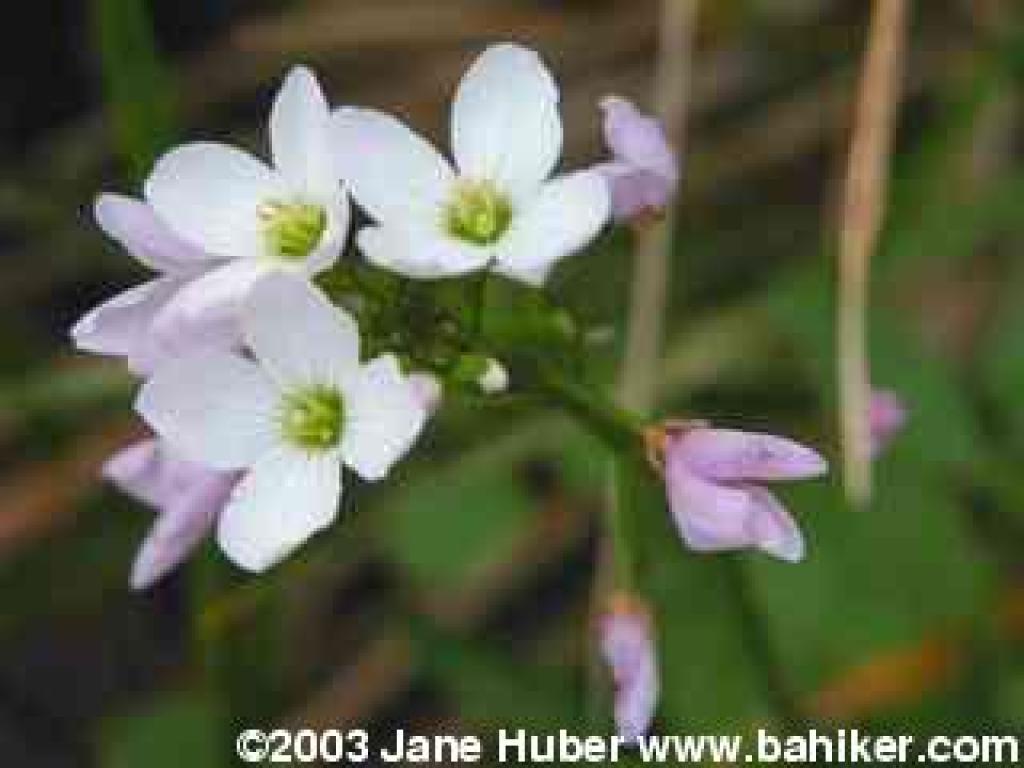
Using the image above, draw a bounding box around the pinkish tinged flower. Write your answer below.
[650,422,828,563]
[71,195,237,373]
[599,595,659,744]
[73,67,348,369]
[869,389,908,458]
[104,438,238,590]
[596,96,679,222]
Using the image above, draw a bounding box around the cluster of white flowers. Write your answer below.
[72,41,889,743]
[73,43,620,577]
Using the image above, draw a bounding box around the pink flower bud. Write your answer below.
[869,389,908,458]
[654,423,828,562]
[105,439,238,590]
[596,96,679,222]
[599,596,659,744]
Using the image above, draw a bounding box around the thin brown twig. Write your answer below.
[618,0,697,415]
[837,0,910,505]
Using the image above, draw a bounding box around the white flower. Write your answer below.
[140,66,349,342]
[136,276,426,572]
[331,43,609,286]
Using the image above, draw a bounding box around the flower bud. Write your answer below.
[599,594,659,744]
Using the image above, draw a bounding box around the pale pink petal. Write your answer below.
[94,193,215,273]
[599,606,659,744]
[596,162,677,222]
[130,470,237,590]
[675,428,828,483]
[600,97,678,180]
[869,389,908,458]
[407,372,443,416]
[743,486,805,563]
[70,277,184,374]
[666,456,806,563]
[105,438,199,508]
[598,97,679,221]
[150,259,269,353]
[665,455,755,552]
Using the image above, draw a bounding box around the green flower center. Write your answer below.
[445,180,511,246]
[280,387,344,452]
[260,201,327,261]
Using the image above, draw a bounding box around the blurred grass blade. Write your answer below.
[92,0,177,181]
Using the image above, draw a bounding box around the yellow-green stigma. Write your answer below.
[445,180,511,246]
[280,387,343,452]
[260,201,327,261]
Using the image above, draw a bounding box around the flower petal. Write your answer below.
[331,108,454,224]
[150,259,269,353]
[71,278,183,374]
[665,452,806,563]
[599,606,659,745]
[596,162,677,222]
[493,171,609,286]
[270,66,337,197]
[744,486,806,563]
[356,225,490,280]
[130,470,235,590]
[451,43,562,196]
[105,438,217,509]
[216,449,340,572]
[869,389,908,458]
[136,349,277,470]
[666,457,754,553]
[340,355,426,481]
[676,428,828,483]
[406,372,443,416]
[95,194,214,273]
[600,96,678,180]
[145,142,286,260]
[243,274,360,389]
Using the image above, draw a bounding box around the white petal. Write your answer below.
[71,277,182,374]
[145,142,286,260]
[136,349,278,470]
[216,449,341,572]
[270,66,338,197]
[451,43,562,196]
[331,108,454,224]
[95,194,214,273]
[357,225,490,280]
[340,355,426,481]
[493,171,609,286]
[243,274,360,389]
[150,259,270,351]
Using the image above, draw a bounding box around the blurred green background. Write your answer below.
[1,0,1023,765]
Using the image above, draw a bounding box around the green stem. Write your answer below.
[532,367,651,602]
[533,367,645,456]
